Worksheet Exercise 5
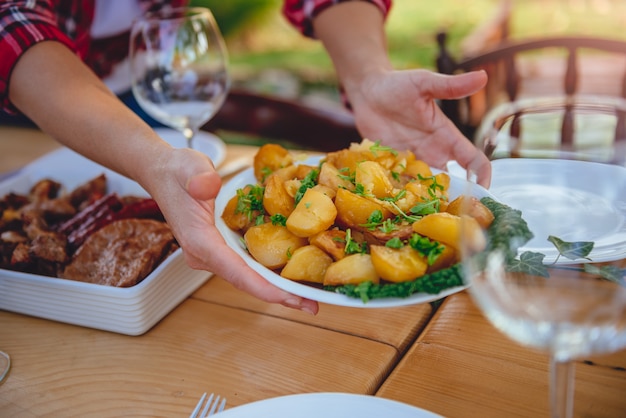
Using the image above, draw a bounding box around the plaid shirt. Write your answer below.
[0,0,391,114]
[283,0,391,38]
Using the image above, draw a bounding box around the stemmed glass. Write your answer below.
[460,95,626,417]
[130,7,230,149]
[0,350,9,383]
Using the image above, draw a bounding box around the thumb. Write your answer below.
[422,70,488,100]
[187,171,222,201]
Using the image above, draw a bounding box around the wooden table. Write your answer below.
[1,126,626,417]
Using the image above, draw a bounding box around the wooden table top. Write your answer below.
[1,125,626,417]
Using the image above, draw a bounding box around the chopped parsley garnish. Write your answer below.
[337,167,355,183]
[359,210,400,233]
[353,183,370,197]
[344,228,367,254]
[294,168,319,205]
[385,237,404,249]
[270,214,287,226]
[235,185,265,220]
[369,140,398,157]
[408,233,444,265]
[410,199,440,216]
[381,189,406,203]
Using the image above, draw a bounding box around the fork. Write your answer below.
[189,392,226,417]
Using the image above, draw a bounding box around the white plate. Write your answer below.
[490,158,626,263]
[215,156,494,308]
[217,393,443,418]
[0,147,211,335]
[154,127,226,167]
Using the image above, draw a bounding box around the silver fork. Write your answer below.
[189,392,226,417]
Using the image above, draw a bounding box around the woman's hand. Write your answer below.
[145,147,320,315]
[346,69,492,187]
[312,1,492,187]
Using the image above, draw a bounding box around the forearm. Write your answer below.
[312,2,392,97]
[8,41,170,190]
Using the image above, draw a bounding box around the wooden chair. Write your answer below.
[201,89,361,152]
[436,34,626,142]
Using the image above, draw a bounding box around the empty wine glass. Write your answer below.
[130,7,230,149]
[0,350,10,383]
[461,95,626,417]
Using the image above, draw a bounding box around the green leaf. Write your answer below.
[583,264,626,286]
[385,237,404,249]
[360,209,384,230]
[369,140,398,157]
[344,228,367,255]
[507,251,550,277]
[270,213,287,226]
[547,235,594,260]
[294,168,319,205]
[409,199,439,216]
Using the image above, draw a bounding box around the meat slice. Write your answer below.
[60,219,177,287]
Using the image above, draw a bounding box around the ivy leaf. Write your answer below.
[547,235,594,261]
[507,251,550,277]
[583,264,626,287]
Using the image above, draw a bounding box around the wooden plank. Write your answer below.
[377,291,626,417]
[193,276,435,353]
[0,298,399,417]
[0,126,60,174]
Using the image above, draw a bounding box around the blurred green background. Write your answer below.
[191,0,626,104]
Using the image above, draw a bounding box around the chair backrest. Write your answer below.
[201,89,361,151]
[436,34,626,141]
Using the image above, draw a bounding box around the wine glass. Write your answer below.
[460,95,626,417]
[0,350,9,383]
[130,7,230,149]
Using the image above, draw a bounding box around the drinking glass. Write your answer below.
[0,350,10,383]
[460,95,626,417]
[130,7,230,148]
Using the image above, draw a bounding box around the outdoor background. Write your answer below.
[191,0,626,107]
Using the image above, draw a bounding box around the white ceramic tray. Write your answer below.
[0,147,212,335]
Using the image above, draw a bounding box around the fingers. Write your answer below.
[448,132,492,187]
[203,248,320,315]
[421,70,488,100]
[178,156,319,316]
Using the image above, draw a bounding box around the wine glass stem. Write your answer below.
[550,358,575,418]
[183,127,195,149]
[0,350,10,383]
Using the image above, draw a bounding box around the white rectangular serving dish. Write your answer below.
[0,147,212,335]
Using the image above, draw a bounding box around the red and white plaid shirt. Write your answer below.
[0,0,391,114]
[283,0,391,38]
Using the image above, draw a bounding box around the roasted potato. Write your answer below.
[318,162,354,192]
[221,186,259,232]
[334,188,392,229]
[263,174,295,217]
[412,212,486,252]
[323,253,379,286]
[446,195,495,229]
[281,245,333,283]
[244,223,308,269]
[370,244,428,283]
[355,160,394,199]
[286,188,337,238]
[309,229,348,261]
[253,144,294,182]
